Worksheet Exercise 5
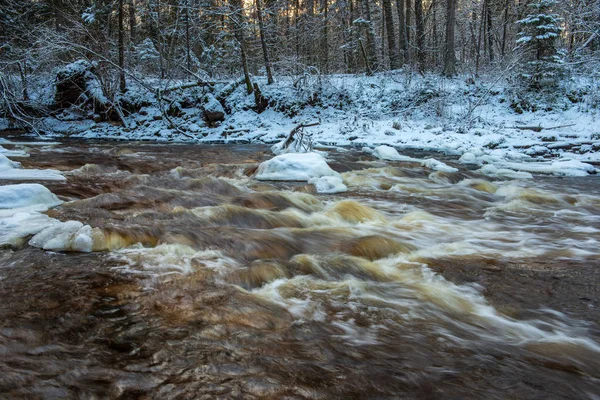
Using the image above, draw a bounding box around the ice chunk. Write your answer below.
[422,158,459,173]
[0,154,65,181]
[29,221,94,252]
[495,159,596,177]
[0,184,62,213]
[479,164,533,180]
[0,145,28,158]
[458,152,480,165]
[0,154,17,169]
[0,212,58,248]
[308,176,348,194]
[371,146,457,172]
[255,153,340,181]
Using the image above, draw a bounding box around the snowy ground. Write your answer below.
[1,71,599,176]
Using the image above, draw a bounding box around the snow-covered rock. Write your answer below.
[372,145,412,161]
[308,175,348,194]
[255,152,340,181]
[203,94,225,122]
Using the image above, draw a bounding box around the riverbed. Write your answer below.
[1,140,599,399]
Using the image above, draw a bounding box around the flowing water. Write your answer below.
[1,140,600,399]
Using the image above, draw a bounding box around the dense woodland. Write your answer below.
[1,0,599,124]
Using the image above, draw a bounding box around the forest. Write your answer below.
[1,0,599,107]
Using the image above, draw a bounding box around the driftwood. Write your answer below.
[514,124,576,133]
[282,120,321,150]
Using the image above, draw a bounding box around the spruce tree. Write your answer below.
[516,0,565,90]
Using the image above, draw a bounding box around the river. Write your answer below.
[1,140,599,399]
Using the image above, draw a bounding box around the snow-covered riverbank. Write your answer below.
[2,72,599,176]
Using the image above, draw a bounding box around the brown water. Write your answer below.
[1,140,600,399]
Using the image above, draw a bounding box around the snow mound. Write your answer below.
[0,154,65,181]
[255,153,340,181]
[0,184,63,213]
[308,176,348,194]
[29,221,95,252]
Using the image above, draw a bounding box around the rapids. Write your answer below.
[1,140,599,399]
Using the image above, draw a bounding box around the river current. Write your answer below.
[1,140,599,399]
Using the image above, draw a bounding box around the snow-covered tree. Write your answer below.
[516,0,565,89]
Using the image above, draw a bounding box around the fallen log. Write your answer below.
[514,124,576,133]
[216,76,246,103]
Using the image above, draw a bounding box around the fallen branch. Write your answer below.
[282,120,321,150]
[112,102,129,129]
[514,124,576,133]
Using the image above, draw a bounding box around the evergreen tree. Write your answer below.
[516,0,565,89]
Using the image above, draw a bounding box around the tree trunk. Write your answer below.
[185,0,191,75]
[476,0,484,74]
[405,0,411,63]
[256,0,274,83]
[486,0,494,63]
[118,0,126,92]
[230,0,253,94]
[322,0,329,73]
[501,0,509,57]
[129,0,135,43]
[383,0,399,69]
[443,0,456,76]
[396,0,407,64]
[415,0,425,73]
[362,0,379,70]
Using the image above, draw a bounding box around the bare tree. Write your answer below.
[443,0,457,76]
